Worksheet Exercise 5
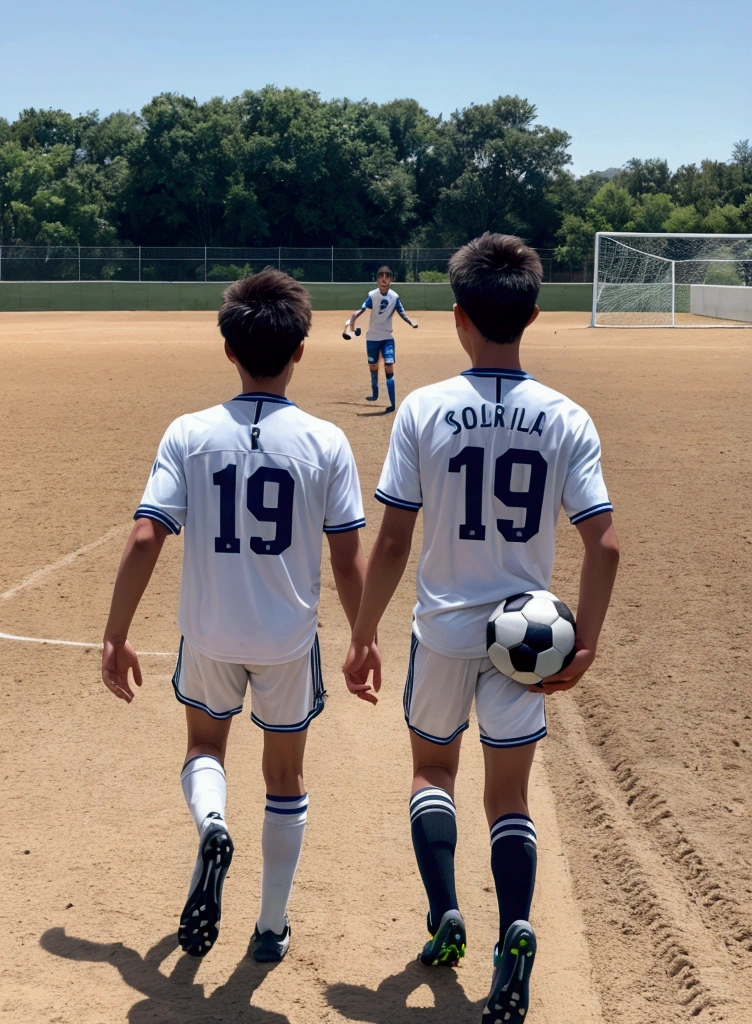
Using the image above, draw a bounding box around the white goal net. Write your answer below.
[592,233,752,327]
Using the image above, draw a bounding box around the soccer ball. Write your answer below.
[486,590,576,685]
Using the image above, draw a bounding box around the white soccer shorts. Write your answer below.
[172,635,325,731]
[404,635,547,747]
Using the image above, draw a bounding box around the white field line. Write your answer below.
[0,524,128,602]
[0,631,172,656]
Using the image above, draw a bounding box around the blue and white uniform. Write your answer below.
[358,287,410,364]
[376,368,612,746]
[135,392,365,729]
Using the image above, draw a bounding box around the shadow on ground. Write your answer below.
[327,958,484,1023]
[41,928,289,1024]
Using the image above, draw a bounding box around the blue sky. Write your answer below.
[3,0,749,175]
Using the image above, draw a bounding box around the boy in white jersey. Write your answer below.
[102,270,376,963]
[346,265,418,412]
[343,235,619,1021]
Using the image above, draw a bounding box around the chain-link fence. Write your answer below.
[0,245,591,283]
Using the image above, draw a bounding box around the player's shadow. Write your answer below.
[40,928,289,1024]
[327,958,483,1023]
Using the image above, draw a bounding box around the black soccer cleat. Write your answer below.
[419,909,466,966]
[365,394,379,401]
[482,920,536,1021]
[384,404,396,413]
[178,816,234,957]
[250,916,291,962]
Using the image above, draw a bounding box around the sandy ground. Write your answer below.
[1,310,751,1024]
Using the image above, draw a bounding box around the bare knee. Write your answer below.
[262,763,305,795]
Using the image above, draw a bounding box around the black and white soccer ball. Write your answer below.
[486,590,576,685]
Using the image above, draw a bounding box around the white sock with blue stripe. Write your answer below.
[256,793,308,935]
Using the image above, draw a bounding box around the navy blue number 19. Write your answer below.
[213,464,295,556]
[448,446,548,543]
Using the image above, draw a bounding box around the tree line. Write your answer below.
[0,88,750,263]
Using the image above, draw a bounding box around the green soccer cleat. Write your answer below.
[419,909,467,966]
[482,920,536,1021]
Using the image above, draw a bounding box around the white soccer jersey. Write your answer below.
[136,392,365,664]
[376,369,612,659]
[359,288,407,340]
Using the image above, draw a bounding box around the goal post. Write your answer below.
[591,232,752,327]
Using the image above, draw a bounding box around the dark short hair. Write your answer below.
[377,265,393,278]
[218,269,312,378]
[448,234,542,344]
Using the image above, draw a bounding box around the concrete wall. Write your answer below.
[0,281,593,313]
[689,284,752,323]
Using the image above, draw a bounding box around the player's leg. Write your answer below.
[249,638,324,961]
[476,662,545,1019]
[410,730,464,964]
[366,341,380,400]
[383,341,396,411]
[252,728,308,960]
[174,639,245,956]
[405,639,476,964]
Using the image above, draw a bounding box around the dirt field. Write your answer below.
[1,310,750,1024]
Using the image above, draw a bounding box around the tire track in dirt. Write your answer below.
[545,696,750,1022]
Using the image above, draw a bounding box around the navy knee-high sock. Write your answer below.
[490,813,537,946]
[410,788,458,931]
[386,374,395,406]
[369,370,379,397]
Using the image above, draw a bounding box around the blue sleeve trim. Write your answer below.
[375,489,422,512]
[569,502,613,525]
[323,517,366,534]
[362,295,373,310]
[134,505,182,535]
[396,297,405,313]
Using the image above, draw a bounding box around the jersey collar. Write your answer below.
[232,392,295,405]
[461,368,533,381]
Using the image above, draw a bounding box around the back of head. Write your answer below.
[218,269,312,378]
[449,233,543,345]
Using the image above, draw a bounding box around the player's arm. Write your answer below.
[343,506,418,689]
[395,297,418,328]
[346,295,372,332]
[102,517,170,703]
[327,530,381,704]
[533,511,619,694]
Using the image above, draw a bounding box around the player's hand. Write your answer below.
[102,638,142,703]
[530,642,595,695]
[411,321,419,329]
[343,639,382,705]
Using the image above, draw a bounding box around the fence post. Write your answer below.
[204,246,207,283]
[278,247,281,270]
[0,244,2,282]
[138,246,141,283]
[78,245,81,282]
[331,246,334,283]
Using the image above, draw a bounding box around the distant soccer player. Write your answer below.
[345,265,418,412]
[102,270,377,963]
[343,235,619,1021]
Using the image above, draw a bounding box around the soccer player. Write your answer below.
[345,265,418,412]
[102,270,377,963]
[343,235,619,1021]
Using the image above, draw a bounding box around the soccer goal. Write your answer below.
[591,233,752,327]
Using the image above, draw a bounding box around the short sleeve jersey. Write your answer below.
[376,369,612,659]
[360,288,406,341]
[136,393,365,664]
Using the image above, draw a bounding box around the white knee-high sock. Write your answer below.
[256,794,308,935]
[181,755,227,832]
[181,756,227,895]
